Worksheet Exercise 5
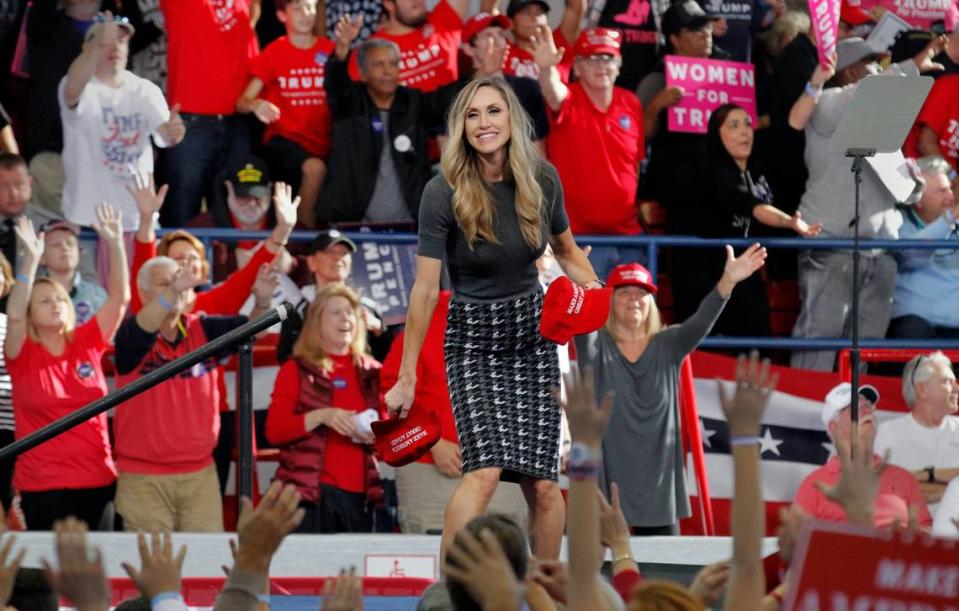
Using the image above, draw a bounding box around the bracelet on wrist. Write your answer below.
[612,552,634,566]
[729,434,758,447]
[157,294,175,311]
[568,462,600,480]
[14,273,30,284]
[804,81,823,99]
[151,592,185,608]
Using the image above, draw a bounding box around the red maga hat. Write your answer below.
[607,262,658,294]
[573,27,622,58]
[840,1,873,25]
[371,410,441,467]
[540,276,612,344]
[462,12,511,44]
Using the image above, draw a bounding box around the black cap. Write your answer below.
[307,229,357,254]
[662,0,717,37]
[228,156,270,199]
[888,29,935,63]
[506,0,550,17]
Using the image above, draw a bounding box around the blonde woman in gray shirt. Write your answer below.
[575,245,765,534]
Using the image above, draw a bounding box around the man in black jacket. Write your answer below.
[317,15,443,226]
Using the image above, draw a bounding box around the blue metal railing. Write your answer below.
[79,229,959,351]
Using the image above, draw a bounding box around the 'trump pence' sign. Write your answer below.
[808,0,841,68]
[784,521,959,610]
[664,56,756,134]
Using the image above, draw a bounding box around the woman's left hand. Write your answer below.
[721,243,766,285]
[788,211,823,238]
[93,202,123,244]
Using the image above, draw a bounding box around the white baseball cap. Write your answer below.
[822,382,880,426]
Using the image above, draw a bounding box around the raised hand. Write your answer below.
[320,567,364,611]
[475,33,507,77]
[814,433,886,525]
[530,558,568,605]
[789,211,822,238]
[913,34,948,73]
[253,99,281,124]
[721,243,767,286]
[716,350,777,437]
[597,482,630,551]
[444,529,522,609]
[272,181,300,230]
[127,169,169,219]
[562,367,613,447]
[530,24,563,70]
[120,531,187,600]
[689,561,731,607]
[811,52,837,87]
[43,518,111,611]
[0,534,25,608]
[13,216,44,262]
[158,103,186,145]
[234,482,304,575]
[334,14,363,58]
[93,202,123,244]
[252,263,280,303]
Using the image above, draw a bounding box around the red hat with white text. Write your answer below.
[462,12,511,44]
[607,262,658,294]
[573,27,622,58]
[372,410,441,467]
[540,275,613,344]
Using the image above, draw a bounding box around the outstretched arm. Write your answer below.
[93,203,131,342]
[532,24,569,112]
[5,218,44,360]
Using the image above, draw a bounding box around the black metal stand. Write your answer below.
[0,303,293,462]
[237,340,254,510]
[847,149,876,454]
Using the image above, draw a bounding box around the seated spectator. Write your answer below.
[5,205,128,531]
[278,229,392,362]
[127,172,296,315]
[266,284,380,533]
[875,352,959,515]
[534,27,645,277]
[434,13,549,149]
[237,0,334,227]
[381,291,527,534]
[160,0,258,227]
[574,247,766,536]
[889,156,959,340]
[60,14,184,254]
[910,74,959,171]
[639,1,721,235]
[38,221,106,325]
[112,255,268,532]
[319,23,444,226]
[503,0,582,81]
[347,0,483,92]
[792,382,933,529]
[186,157,297,284]
[0,154,60,273]
[788,36,939,371]
[26,0,121,215]
[671,103,821,335]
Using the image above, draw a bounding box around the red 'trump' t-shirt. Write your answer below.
[250,36,336,158]
[348,0,463,92]
[910,75,959,171]
[162,0,260,115]
[9,320,116,492]
[503,29,572,82]
[547,83,645,235]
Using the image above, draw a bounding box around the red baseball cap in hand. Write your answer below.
[371,410,441,467]
[539,276,613,344]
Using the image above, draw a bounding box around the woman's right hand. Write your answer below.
[13,217,43,262]
[385,377,416,419]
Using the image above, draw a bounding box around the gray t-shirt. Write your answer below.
[417,161,570,301]
[365,110,413,224]
[575,289,727,527]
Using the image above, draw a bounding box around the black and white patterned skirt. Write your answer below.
[444,289,561,482]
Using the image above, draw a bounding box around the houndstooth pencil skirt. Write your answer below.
[444,288,562,482]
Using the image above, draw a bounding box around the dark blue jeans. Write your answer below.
[161,113,251,227]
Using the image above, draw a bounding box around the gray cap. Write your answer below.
[836,36,883,72]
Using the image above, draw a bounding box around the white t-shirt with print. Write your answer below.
[58,71,170,231]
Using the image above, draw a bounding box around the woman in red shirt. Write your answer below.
[5,205,129,530]
[266,283,381,533]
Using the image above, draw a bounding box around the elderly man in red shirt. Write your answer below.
[533,26,645,278]
[792,382,933,530]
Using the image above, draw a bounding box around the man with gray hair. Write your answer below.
[317,16,443,226]
[889,156,959,339]
[875,352,959,515]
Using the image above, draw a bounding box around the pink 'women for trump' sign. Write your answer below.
[808,0,841,67]
[664,56,757,134]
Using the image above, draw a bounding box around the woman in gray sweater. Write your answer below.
[575,244,766,534]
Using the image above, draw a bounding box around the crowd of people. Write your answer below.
[0,0,958,608]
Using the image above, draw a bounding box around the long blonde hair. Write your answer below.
[292,283,368,372]
[441,77,546,250]
[605,288,663,342]
[628,580,705,611]
[27,277,76,342]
